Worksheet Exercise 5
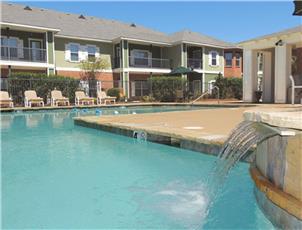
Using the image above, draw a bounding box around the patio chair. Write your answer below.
[97,91,116,105]
[289,75,302,105]
[75,91,95,106]
[51,90,70,106]
[24,90,44,107]
[0,91,14,108]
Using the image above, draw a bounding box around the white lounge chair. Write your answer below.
[97,91,116,105]
[75,91,94,106]
[289,75,302,105]
[0,91,14,108]
[51,90,70,106]
[24,90,44,107]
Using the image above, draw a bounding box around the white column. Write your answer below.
[262,51,272,103]
[274,44,292,103]
[243,49,258,102]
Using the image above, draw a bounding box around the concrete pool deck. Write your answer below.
[74,104,301,160]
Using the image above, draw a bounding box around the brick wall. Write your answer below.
[1,68,47,78]
[56,70,114,89]
[224,49,243,78]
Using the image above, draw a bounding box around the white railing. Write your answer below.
[129,56,171,69]
[1,46,47,62]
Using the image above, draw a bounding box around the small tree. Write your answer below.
[79,57,109,96]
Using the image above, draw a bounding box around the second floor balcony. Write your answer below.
[129,56,171,69]
[1,46,47,63]
[187,58,203,69]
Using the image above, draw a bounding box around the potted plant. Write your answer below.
[255,90,262,103]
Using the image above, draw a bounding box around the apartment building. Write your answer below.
[1,3,240,98]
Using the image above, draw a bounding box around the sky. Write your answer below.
[9,1,302,43]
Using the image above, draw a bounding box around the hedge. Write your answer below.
[213,75,242,100]
[148,76,186,102]
[6,73,81,104]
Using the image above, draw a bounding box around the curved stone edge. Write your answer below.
[250,166,302,221]
[244,109,302,130]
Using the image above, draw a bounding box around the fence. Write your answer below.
[1,77,217,106]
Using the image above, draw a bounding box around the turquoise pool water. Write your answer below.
[1,108,274,229]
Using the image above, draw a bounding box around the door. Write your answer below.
[30,40,42,62]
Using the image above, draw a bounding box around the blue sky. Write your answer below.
[10,1,301,43]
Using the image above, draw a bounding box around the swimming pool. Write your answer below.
[1,108,273,229]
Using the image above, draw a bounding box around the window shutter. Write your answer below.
[216,52,220,66]
[17,39,24,58]
[208,52,212,66]
[95,47,100,58]
[79,45,87,61]
[65,44,70,61]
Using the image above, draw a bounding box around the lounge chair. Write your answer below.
[51,90,70,106]
[97,91,116,105]
[24,90,44,107]
[75,91,94,106]
[0,91,14,108]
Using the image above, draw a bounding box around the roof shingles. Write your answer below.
[1,2,235,47]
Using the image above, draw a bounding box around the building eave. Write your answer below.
[54,34,112,43]
[0,21,60,33]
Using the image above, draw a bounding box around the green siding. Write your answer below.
[204,73,218,91]
[181,43,187,67]
[162,45,181,69]
[203,46,224,72]
[47,32,54,65]
[54,37,113,68]
[121,40,129,68]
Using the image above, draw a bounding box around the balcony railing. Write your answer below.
[187,58,203,69]
[129,56,171,69]
[1,46,47,63]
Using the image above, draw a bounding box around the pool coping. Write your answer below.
[74,115,255,163]
[0,102,254,113]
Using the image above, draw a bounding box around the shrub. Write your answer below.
[213,75,242,100]
[7,72,81,104]
[148,76,186,102]
[106,88,121,101]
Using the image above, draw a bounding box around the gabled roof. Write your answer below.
[1,2,236,48]
[169,30,237,48]
[239,25,302,45]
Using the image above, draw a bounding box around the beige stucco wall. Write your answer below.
[54,37,114,68]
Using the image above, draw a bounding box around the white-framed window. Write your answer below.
[87,45,96,60]
[235,52,241,67]
[224,52,232,67]
[70,43,79,62]
[209,51,219,66]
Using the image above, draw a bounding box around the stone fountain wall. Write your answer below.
[244,108,302,229]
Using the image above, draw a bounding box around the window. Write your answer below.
[87,45,96,60]
[131,50,150,67]
[225,52,232,67]
[235,53,241,67]
[1,37,19,58]
[70,44,79,61]
[209,51,219,66]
